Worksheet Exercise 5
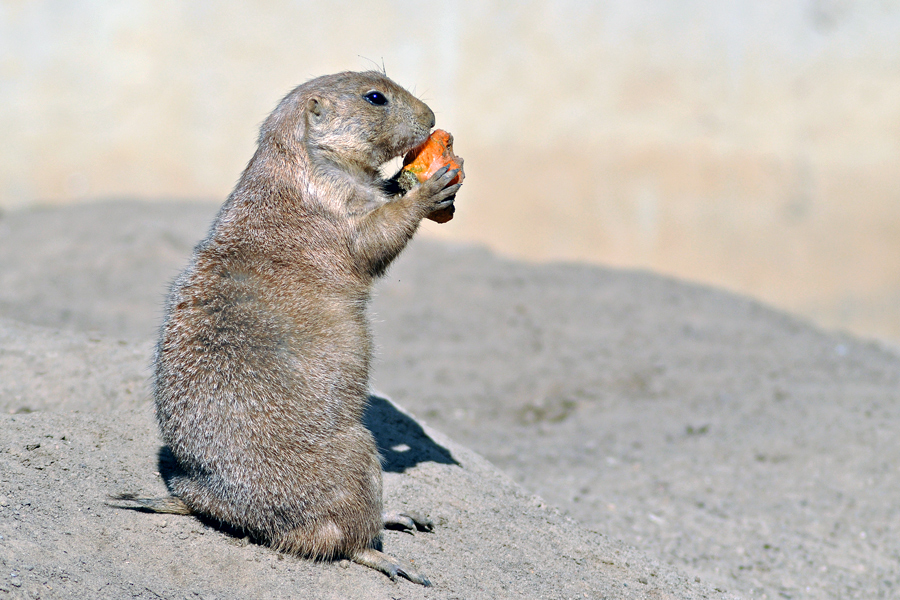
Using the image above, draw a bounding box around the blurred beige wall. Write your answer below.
[2,1,899,343]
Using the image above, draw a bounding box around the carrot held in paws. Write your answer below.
[398,129,464,223]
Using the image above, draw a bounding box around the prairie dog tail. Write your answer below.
[108,493,192,515]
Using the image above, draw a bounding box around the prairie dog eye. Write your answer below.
[363,91,389,106]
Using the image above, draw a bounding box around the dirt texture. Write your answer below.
[1,199,898,599]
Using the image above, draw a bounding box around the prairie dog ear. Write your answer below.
[307,97,323,119]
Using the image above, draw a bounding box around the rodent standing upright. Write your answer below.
[148,71,462,585]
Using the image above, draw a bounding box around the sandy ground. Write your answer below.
[1,200,898,599]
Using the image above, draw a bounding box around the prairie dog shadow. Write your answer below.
[363,394,458,472]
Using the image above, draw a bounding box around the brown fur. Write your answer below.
[152,71,460,584]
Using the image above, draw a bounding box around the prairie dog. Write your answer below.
[148,71,461,585]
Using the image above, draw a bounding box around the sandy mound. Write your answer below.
[2,199,898,598]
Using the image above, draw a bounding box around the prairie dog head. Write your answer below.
[261,71,436,171]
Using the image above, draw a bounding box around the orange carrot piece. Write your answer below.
[402,129,464,186]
